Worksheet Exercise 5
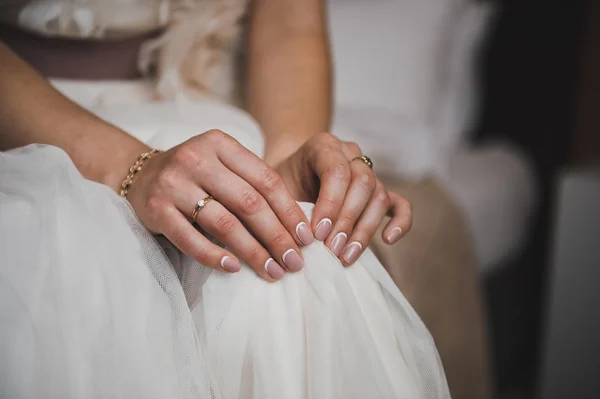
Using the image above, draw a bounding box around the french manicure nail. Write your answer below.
[315,218,332,241]
[221,256,241,273]
[282,249,304,272]
[264,258,285,280]
[296,222,315,246]
[343,242,363,265]
[386,227,403,244]
[330,232,348,257]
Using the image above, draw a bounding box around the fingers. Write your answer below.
[325,157,376,256]
[211,131,314,247]
[194,200,290,281]
[198,166,305,275]
[340,181,391,266]
[382,191,413,244]
[157,203,243,274]
[306,136,353,241]
[170,185,289,282]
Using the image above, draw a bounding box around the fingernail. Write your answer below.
[330,232,348,257]
[264,258,285,280]
[343,241,363,265]
[296,222,315,246]
[282,249,304,272]
[315,218,332,241]
[386,227,403,244]
[221,256,241,273]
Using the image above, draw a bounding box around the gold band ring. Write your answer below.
[352,155,374,169]
[191,195,214,222]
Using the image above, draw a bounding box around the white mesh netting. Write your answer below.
[0,145,450,398]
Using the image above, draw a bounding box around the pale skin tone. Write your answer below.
[0,0,412,281]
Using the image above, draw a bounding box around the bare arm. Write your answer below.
[0,42,149,190]
[246,0,332,167]
[0,41,316,281]
[247,2,413,263]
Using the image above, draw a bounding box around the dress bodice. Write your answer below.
[0,0,170,39]
[0,0,250,103]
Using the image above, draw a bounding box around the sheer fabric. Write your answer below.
[0,144,449,398]
[0,80,450,398]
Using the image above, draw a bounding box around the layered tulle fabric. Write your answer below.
[0,144,450,398]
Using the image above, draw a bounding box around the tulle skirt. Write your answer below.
[0,82,450,398]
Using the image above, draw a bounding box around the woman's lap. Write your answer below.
[0,145,450,398]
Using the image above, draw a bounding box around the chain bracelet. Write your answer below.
[119,149,161,198]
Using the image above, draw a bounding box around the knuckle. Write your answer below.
[203,129,226,141]
[214,213,237,236]
[173,227,205,260]
[363,226,379,240]
[376,190,391,208]
[345,141,361,154]
[271,228,289,247]
[258,167,283,192]
[316,131,333,141]
[247,245,264,266]
[193,156,211,173]
[156,168,178,189]
[189,244,210,263]
[317,132,341,148]
[339,213,356,226]
[406,207,414,231]
[406,198,414,214]
[326,163,351,183]
[357,171,376,191]
[203,129,234,149]
[239,190,263,215]
[146,196,166,214]
[172,145,200,168]
[398,195,412,212]
[282,200,300,219]
[320,195,343,210]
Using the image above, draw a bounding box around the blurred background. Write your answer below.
[476,0,599,397]
[328,0,599,397]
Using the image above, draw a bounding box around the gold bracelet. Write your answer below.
[119,149,161,198]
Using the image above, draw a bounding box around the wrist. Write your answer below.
[263,133,314,167]
[68,120,152,191]
[100,141,153,192]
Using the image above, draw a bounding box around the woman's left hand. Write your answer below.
[275,133,413,266]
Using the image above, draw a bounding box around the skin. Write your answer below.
[0,0,412,281]
[249,0,412,266]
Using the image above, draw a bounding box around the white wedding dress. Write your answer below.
[0,80,450,398]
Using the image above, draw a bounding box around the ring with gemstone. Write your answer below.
[191,195,214,222]
[352,155,373,169]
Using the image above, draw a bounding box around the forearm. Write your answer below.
[0,42,148,190]
[246,0,332,166]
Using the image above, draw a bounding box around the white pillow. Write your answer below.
[332,105,440,180]
[328,0,458,121]
[432,2,497,160]
[328,0,496,180]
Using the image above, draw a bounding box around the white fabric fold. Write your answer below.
[0,144,450,398]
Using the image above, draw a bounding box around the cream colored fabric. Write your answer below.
[371,179,492,399]
[1,0,170,39]
[0,76,451,398]
[1,0,249,104]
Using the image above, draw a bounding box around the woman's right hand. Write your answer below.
[125,129,315,282]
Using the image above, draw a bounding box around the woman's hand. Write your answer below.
[126,129,316,282]
[275,133,413,266]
